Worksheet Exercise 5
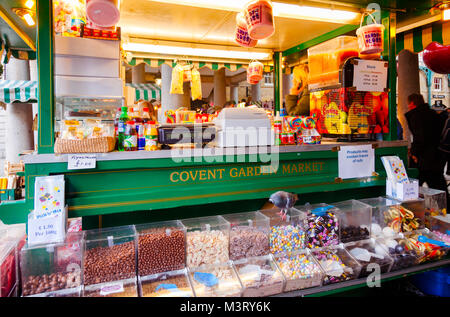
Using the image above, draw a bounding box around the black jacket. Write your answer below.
[405,103,446,172]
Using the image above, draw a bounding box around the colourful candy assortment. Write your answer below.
[274,253,323,291]
[384,206,422,233]
[305,211,339,249]
[402,232,448,263]
[432,231,450,244]
[312,248,360,285]
[269,225,306,254]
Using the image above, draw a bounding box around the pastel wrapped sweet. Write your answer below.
[165,110,176,123]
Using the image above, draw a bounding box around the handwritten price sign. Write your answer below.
[68,154,97,170]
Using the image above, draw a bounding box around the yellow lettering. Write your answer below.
[305,163,312,172]
[313,163,318,172]
[247,167,254,177]
[318,162,325,171]
[179,171,189,182]
[282,164,291,174]
[255,166,261,176]
[189,170,199,181]
[230,168,238,178]
[299,163,304,173]
[291,164,298,174]
[239,168,246,178]
[199,170,207,181]
[170,172,179,183]
[207,170,216,180]
[217,169,225,179]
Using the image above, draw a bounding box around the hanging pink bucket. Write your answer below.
[356,12,385,55]
[235,12,258,48]
[247,61,264,84]
[86,0,120,28]
[244,0,275,40]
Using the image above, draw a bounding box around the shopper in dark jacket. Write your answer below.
[405,94,448,194]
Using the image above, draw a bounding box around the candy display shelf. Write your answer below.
[273,258,450,297]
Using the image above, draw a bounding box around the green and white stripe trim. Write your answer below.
[126,83,161,101]
[0,80,38,103]
[125,57,274,73]
[396,20,450,55]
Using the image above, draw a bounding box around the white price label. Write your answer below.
[338,145,375,179]
[352,60,388,92]
[68,154,97,170]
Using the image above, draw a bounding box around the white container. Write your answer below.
[386,179,419,201]
[55,35,120,60]
[55,56,119,78]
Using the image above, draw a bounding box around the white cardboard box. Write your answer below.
[386,179,419,201]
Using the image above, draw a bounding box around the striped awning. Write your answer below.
[126,83,161,101]
[125,57,274,73]
[397,20,450,54]
[0,80,38,103]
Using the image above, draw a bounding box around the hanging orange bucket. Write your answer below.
[247,61,264,84]
[356,12,385,55]
[235,12,258,48]
[244,0,275,40]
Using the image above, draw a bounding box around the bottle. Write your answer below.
[124,121,138,151]
[117,106,130,151]
[273,111,282,146]
[145,121,159,151]
[133,107,145,151]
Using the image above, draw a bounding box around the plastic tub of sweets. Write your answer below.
[222,211,270,261]
[311,244,362,285]
[333,199,372,243]
[235,12,257,48]
[189,261,243,297]
[358,196,401,238]
[274,250,323,292]
[83,277,138,297]
[402,229,449,264]
[234,254,285,297]
[135,220,186,276]
[375,234,420,271]
[139,268,194,297]
[244,0,275,40]
[181,216,230,268]
[344,238,394,278]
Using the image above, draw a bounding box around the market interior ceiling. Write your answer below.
[0,0,444,53]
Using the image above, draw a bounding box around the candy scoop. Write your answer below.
[417,235,449,247]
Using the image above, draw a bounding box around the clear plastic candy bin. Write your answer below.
[375,234,420,271]
[83,277,138,297]
[344,239,394,278]
[419,187,447,229]
[139,268,194,297]
[189,261,243,297]
[358,197,401,238]
[135,220,186,276]
[293,203,339,249]
[307,36,359,90]
[181,216,230,267]
[0,223,26,297]
[332,200,372,243]
[310,245,361,285]
[259,208,307,254]
[20,232,84,297]
[234,254,285,296]
[429,215,450,244]
[274,250,323,292]
[222,211,270,260]
[83,225,137,286]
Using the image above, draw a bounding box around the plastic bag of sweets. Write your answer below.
[61,120,84,140]
[170,64,184,94]
[190,68,202,101]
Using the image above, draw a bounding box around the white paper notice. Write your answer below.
[338,145,375,179]
[352,60,388,92]
[68,154,96,170]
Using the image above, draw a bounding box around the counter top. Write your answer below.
[22,140,408,164]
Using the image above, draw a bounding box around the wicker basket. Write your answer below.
[54,137,116,154]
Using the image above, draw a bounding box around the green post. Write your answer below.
[36,0,55,154]
[273,51,282,114]
[381,9,397,141]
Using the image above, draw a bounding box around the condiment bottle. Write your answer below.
[117,106,130,151]
[145,121,159,151]
[139,107,151,151]
[124,120,138,151]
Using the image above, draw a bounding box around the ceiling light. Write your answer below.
[123,42,272,60]
[24,0,35,9]
[148,0,360,23]
[443,6,450,21]
[12,8,35,26]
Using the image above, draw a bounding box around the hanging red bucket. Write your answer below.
[235,12,258,48]
[86,0,120,28]
[356,12,385,55]
[244,0,275,40]
[247,61,264,84]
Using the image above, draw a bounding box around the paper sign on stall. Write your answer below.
[352,60,388,92]
[27,207,67,246]
[338,145,375,179]
[34,175,65,220]
[68,154,97,170]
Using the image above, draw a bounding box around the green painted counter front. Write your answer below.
[0,142,413,228]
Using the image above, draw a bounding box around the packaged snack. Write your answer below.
[170,64,184,94]
[61,120,84,140]
[190,68,202,101]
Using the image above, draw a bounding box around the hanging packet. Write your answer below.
[190,67,202,101]
[170,64,184,94]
